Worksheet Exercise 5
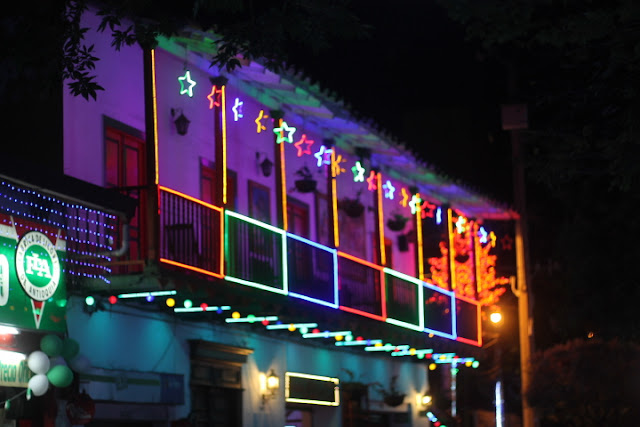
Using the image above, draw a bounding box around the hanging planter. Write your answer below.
[294,165,317,193]
[386,213,409,232]
[375,376,406,408]
[339,194,365,218]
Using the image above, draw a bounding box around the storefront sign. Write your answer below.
[0,218,67,332]
[285,372,340,406]
[0,351,30,387]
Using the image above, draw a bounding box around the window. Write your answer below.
[105,123,145,269]
[248,180,271,224]
[287,197,309,238]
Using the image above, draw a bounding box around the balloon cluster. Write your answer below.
[26,334,91,397]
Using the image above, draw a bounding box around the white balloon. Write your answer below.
[28,374,49,396]
[69,354,91,373]
[27,351,50,375]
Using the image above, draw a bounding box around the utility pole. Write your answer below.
[501,103,536,427]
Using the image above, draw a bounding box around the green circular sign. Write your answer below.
[15,231,61,301]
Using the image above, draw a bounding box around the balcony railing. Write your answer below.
[153,186,481,346]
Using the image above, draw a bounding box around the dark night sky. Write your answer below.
[290,0,514,205]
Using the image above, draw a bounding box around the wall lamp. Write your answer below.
[417,393,433,412]
[171,108,191,136]
[256,152,274,177]
[260,369,280,408]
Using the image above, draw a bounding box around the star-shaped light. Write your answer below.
[382,180,395,199]
[178,70,197,97]
[352,161,366,182]
[255,110,269,133]
[489,231,497,248]
[435,207,442,225]
[478,226,488,244]
[207,85,222,108]
[314,145,332,167]
[366,171,378,191]
[232,98,244,120]
[409,194,421,215]
[273,120,297,143]
[293,134,314,156]
[400,188,409,207]
[501,234,513,250]
[455,216,467,234]
[332,154,347,177]
[421,201,436,219]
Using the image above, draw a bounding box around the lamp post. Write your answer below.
[501,103,536,427]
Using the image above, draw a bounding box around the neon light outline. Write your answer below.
[224,210,288,295]
[382,180,395,199]
[273,120,296,143]
[377,172,386,266]
[436,207,442,224]
[231,97,243,120]
[266,323,318,330]
[335,339,383,346]
[455,294,482,347]
[255,110,269,133]
[366,171,377,191]
[338,251,386,320]
[332,177,339,247]
[383,267,424,331]
[409,194,421,215]
[293,134,314,156]
[448,208,456,290]
[225,316,278,323]
[159,186,225,277]
[151,50,159,185]
[302,331,352,338]
[331,154,346,177]
[221,85,228,208]
[352,161,366,182]
[174,305,231,313]
[286,233,338,308]
[285,372,340,407]
[178,70,196,97]
[207,85,222,108]
[416,200,424,280]
[279,126,288,230]
[400,188,409,207]
[118,290,176,298]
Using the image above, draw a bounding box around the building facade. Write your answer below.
[1,7,516,427]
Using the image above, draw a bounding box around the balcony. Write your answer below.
[151,186,481,347]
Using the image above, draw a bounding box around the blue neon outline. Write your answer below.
[286,233,338,308]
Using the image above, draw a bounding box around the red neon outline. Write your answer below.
[160,258,224,279]
[339,305,386,322]
[159,187,225,276]
[338,251,386,319]
[159,186,223,211]
[455,294,482,346]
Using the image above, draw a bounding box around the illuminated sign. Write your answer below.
[0,351,30,387]
[0,218,67,332]
[285,372,340,406]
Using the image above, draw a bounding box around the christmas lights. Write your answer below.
[178,70,196,97]
[382,180,395,199]
[314,145,332,167]
[293,134,314,156]
[273,121,296,144]
[351,161,366,182]
[231,97,243,120]
[255,110,269,133]
[366,171,377,191]
[207,85,222,108]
